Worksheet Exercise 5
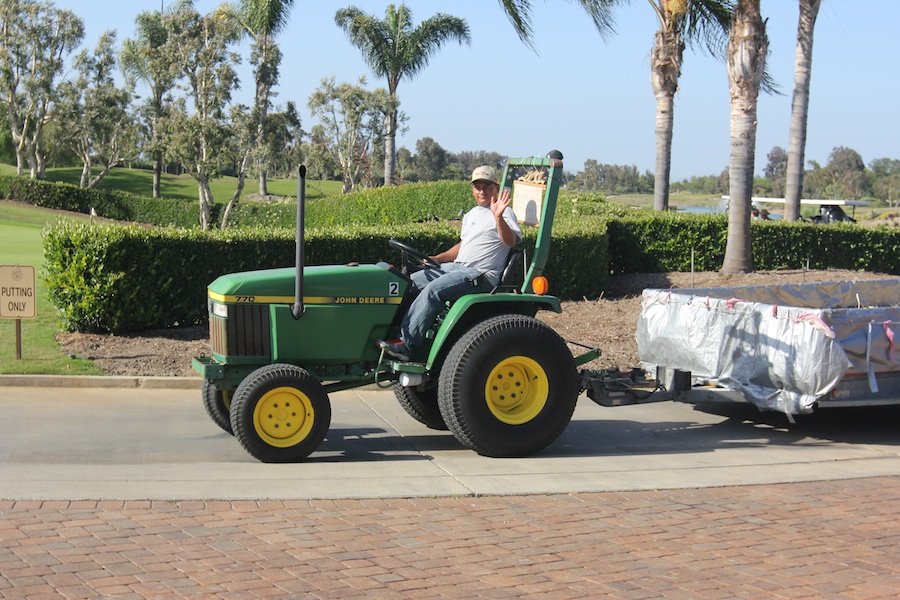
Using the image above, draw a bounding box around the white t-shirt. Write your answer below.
[455,205,521,276]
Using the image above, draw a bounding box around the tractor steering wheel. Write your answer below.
[388,239,441,273]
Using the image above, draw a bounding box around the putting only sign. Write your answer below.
[1,265,36,319]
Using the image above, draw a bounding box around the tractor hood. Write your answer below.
[207,264,406,306]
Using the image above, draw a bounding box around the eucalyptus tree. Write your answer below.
[870,158,900,207]
[763,145,787,197]
[216,0,294,196]
[307,76,391,194]
[55,31,137,189]
[160,2,242,230]
[120,2,186,197]
[721,0,767,274]
[494,1,731,211]
[335,4,470,186]
[0,0,83,178]
[259,101,303,179]
[783,0,822,221]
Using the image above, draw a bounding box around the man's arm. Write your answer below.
[492,189,518,247]
[432,242,460,264]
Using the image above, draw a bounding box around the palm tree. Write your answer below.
[783,0,822,222]
[216,0,295,196]
[494,1,731,212]
[120,2,185,198]
[721,0,767,274]
[647,0,731,211]
[335,4,470,186]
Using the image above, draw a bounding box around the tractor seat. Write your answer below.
[490,247,523,294]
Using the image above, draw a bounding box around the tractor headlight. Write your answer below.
[209,299,228,318]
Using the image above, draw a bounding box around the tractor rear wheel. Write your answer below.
[230,364,331,463]
[393,384,448,430]
[438,314,578,457]
[202,380,234,435]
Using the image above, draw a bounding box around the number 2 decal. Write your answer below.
[388,282,399,296]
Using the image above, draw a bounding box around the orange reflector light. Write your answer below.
[532,276,549,295]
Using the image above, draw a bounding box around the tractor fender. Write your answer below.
[426,292,562,369]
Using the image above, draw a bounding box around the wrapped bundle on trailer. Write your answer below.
[635,279,900,417]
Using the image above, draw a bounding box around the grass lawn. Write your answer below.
[0,202,105,375]
[39,166,343,202]
[606,192,724,210]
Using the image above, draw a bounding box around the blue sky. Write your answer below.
[52,0,898,180]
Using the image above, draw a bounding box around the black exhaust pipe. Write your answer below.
[291,165,306,320]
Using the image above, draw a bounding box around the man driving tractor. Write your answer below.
[377,165,522,360]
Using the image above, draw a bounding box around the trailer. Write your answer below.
[584,278,900,419]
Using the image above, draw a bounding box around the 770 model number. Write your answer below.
[234,296,256,302]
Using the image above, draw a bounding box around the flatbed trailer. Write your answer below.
[583,278,900,418]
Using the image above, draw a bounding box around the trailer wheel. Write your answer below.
[230,364,331,463]
[438,314,578,457]
[202,380,234,435]
[393,384,448,430]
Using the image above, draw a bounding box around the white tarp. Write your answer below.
[636,279,900,415]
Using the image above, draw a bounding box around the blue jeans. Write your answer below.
[400,263,496,347]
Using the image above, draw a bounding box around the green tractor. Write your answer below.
[193,154,599,462]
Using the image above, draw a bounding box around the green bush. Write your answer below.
[34,173,900,334]
[42,221,466,332]
[0,174,200,227]
[41,217,612,333]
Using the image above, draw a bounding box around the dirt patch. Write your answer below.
[56,325,210,377]
[54,269,897,377]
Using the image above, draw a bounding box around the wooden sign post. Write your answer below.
[0,265,37,360]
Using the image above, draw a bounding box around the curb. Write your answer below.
[0,375,202,390]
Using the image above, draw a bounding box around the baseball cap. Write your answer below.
[471,165,498,185]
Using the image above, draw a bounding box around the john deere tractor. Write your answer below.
[193,154,597,462]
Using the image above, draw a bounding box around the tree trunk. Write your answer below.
[153,151,162,198]
[383,108,396,186]
[784,0,821,222]
[258,170,268,197]
[722,0,767,275]
[80,160,91,188]
[198,178,212,230]
[650,27,683,212]
[221,148,253,230]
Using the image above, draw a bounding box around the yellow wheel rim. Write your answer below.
[484,356,549,425]
[253,386,315,448]
[223,389,232,412]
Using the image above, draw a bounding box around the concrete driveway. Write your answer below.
[2,379,900,500]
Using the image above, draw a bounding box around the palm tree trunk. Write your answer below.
[784,0,821,222]
[650,27,683,212]
[383,108,397,186]
[722,0,767,275]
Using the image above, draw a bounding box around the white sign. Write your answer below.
[512,181,544,226]
[0,265,36,319]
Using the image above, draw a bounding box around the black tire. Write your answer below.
[438,314,578,457]
[393,383,448,430]
[202,380,234,435]
[230,364,331,463]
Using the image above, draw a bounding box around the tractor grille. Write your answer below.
[209,304,271,357]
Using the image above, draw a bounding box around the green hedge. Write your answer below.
[41,218,610,333]
[30,172,900,334]
[0,174,202,226]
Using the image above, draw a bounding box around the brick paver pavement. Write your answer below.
[2,477,899,599]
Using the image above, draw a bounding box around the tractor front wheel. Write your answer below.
[202,380,234,435]
[438,314,578,457]
[230,364,331,463]
[393,384,447,430]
